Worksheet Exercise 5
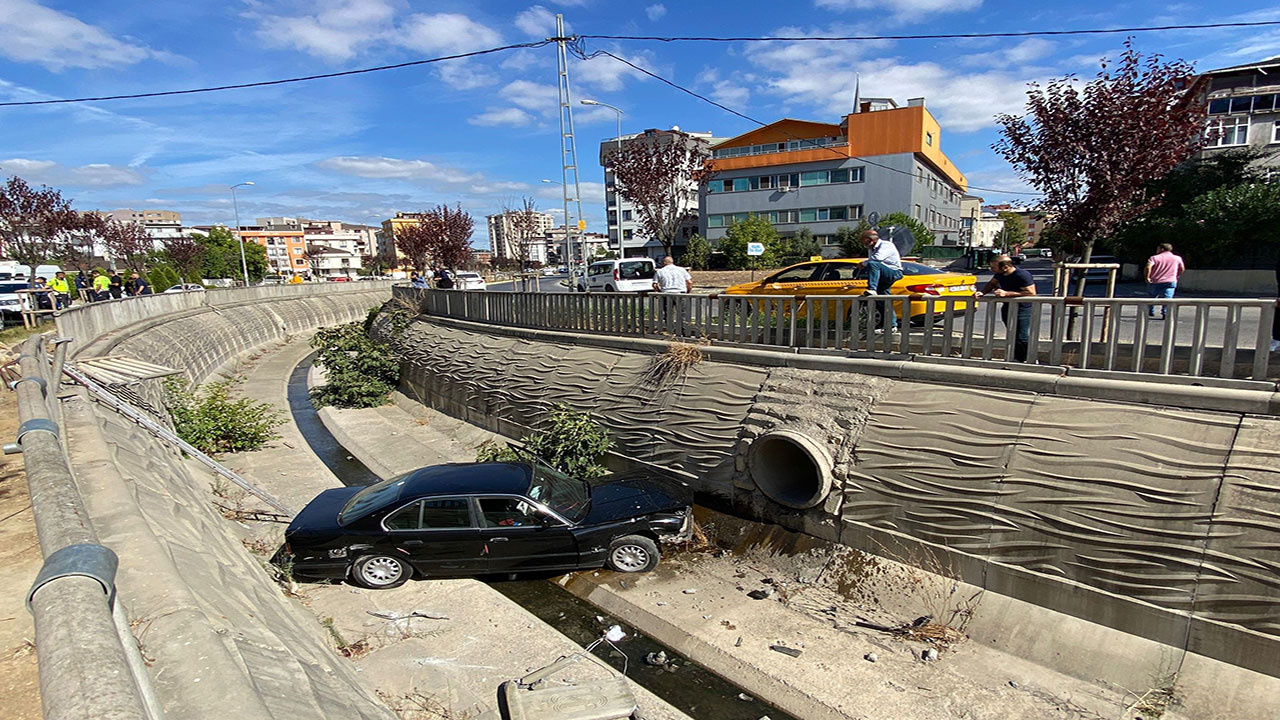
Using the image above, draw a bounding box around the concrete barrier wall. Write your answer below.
[376,312,1280,685]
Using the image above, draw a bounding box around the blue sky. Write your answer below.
[1,0,1278,241]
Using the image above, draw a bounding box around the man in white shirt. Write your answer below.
[653,256,693,294]
[859,229,903,294]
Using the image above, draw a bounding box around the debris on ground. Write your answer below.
[367,610,449,621]
[769,645,802,658]
[922,648,938,662]
[737,693,754,702]
[747,589,773,600]
[682,588,697,595]
[864,652,878,663]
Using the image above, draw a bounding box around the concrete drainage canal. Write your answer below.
[287,353,801,720]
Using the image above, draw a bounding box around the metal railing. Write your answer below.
[398,287,1277,382]
[9,336,160,720]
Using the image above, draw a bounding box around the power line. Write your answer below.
[570,43,1037,196]
[577,19,1280,43]
[0,41,551,107]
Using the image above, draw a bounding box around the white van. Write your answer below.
[580,258,657,293]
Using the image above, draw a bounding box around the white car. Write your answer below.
[0,281,29,323]
[581,258,657,293]
[163,284,206,293]
[454,272,487,290]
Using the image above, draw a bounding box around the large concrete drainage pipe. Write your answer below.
[748,430,834,509]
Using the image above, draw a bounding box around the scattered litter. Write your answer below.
[761,578,774,584]
[864,652,878,663]
[922,648,938,662]
[595,615,605,624]
[682,588,697,595]
[644,651,668,667]
[1008,680,1019,689]
[367,610,448,621]
[735,636,743,648]
[345,455,353,460]
[605,626,626,643]
[619,580,630,589]
[656,601,667,606]
[737,693,754,702]
[769,645,803,658]
[747,589,773,600]
[720,620,737,630]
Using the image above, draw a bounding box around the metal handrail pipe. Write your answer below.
[14,337,150,720]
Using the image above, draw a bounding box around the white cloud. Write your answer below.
[469,107,536,127]
[502,79,561,113]
[573,49,654,92]
[0,0,155,70]
[960,38,1055,68]
[645,4,667,21]
[514,5,556,37]
[316,156,481,185]
[1,158,145,187]
[437,62,499,90]
[253,0,397,62]
[814,0,982,15]
[395,13,504,55]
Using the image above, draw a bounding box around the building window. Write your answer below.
[707,180,723,193]
[917,168,923,183]
[708,215,725,228]
[1274,123,1280,144]
[608,211,617,224]
[621,210,632,221]
[623,229,634,240]
[926,132,934,146]
[1206,117,1249,147]
[914,204,922,219]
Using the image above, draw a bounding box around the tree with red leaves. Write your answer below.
[611,130,715,256]
[394,219,433,272]
[994,41,1207,272]
[0,176,80,279]
[59,211,106,273]
[161,233,207,283]
[100,218,154,273]
[425,204,474,270]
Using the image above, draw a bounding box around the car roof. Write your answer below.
[401,462,533,497]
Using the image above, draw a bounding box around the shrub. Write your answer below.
[475,403,612,480]
[164,377,283,455]
[309,321,400,408]
[682,233,711,270]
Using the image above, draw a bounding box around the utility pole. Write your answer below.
[554,14,585,283]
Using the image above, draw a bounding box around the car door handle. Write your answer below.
[402,540,424,547]
[488,537,509,542]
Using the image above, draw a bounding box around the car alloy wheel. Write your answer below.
[606,535,660,573]
[353,554,410,589]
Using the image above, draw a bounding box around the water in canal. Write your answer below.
[286,352,801,720]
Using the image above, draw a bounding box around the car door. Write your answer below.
[474,496,579,573]
[378,496,486,576]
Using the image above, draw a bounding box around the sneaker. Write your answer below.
[861,290,877,296]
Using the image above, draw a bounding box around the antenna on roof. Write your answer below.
[851,73,861,114]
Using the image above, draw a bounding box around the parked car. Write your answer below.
[723,259,977,324]
[454,271,487,290]
[162,284,205,294]
[262,275,286,285]
[283,462,693,589]
[0,281,29,324]
[580,258,656,293]
[327,276,352,282]
[541,267,559,277]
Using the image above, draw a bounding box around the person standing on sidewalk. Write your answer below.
[1145,243,1185,319]
[49,271,72,309]
[92,269,111,301]
[979,255,1037,362]
[653,256,693,294]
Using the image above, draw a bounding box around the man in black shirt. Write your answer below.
[979,255,1037,362]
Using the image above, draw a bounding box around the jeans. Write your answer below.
[1148,282,1175,317]
[1000,302,1033,362]
[864,261,903,330]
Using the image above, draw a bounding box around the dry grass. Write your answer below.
[378,689,480,720]
[321,617,372,659]
[640,341,706,389]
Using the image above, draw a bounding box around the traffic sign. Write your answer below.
[867,211,880,226]
[577,220,586,230]
[747,242,765,256]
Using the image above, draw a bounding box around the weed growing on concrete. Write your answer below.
[209,478,251,520]
[474,404,612,480]
[378,689,479,720]
[641,341,705,389]
[1123,671,1180,719]
[164,377,283,455]
[869,538,983,640]
[309,321,400,408]
[321,616,371,659]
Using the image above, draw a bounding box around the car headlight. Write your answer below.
[0,299,18,306]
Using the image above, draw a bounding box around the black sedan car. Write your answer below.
[283,462,693,589]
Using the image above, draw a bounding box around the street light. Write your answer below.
[581,99,624,263]
[229,181,254,287]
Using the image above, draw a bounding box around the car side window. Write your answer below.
[478,497,555,528]
[765,265,821,284]
[384,501,422,531]
[421,498,473,528]
[820,262,864,281]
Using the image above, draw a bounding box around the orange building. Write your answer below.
[237,227,308,277]
[702,99,968,248]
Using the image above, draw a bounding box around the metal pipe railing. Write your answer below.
[11,336,155,720]
[394,286,1278,381]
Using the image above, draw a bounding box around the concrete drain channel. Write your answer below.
[287,355,800,720]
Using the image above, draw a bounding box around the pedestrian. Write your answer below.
[49,271,72,309]
[859,229,904,331]
[127,272,151,296]
[92,270,111,301]
[1144,243,1186,319]
[410,272,428,289]
[435,267,455,290]
[32,277,53,311]
[109,270,124,299]
[978,254,1037,362]
[73,272,88,303]
[652,256,693,294]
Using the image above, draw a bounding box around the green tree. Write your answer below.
[682,233,710,270]
[164,378,283,455]
[309,322,400,408]
[836,223,871,258]
[476,403,613,480]
[789,228,822,258]
[199,226,268,282]
[996,211,1027,248]
[717,216,781,270]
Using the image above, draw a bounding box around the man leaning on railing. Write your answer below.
[977,254,1037,362]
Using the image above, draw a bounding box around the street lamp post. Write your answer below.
[229,182,254,286]
[581,99,623,262]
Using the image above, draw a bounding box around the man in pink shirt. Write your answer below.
[1145,243,1186,319]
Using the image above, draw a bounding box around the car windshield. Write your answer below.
[0,282,27,294]
[338,474,411,525]
[526,465,591,522]
[618,261,655,280]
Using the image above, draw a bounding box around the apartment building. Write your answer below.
[983,204,1055,248]
[104,208,185,244]
[600,128,721,259]
[700,98,966,249]
[1197,55,1280,176]
[486,209,555,264]
[238,226,308,277]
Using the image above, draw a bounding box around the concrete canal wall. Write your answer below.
[376,310,1280,711]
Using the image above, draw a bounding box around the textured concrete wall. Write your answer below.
[379,313,1280,681]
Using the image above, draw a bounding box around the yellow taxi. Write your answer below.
[722,259,977,324]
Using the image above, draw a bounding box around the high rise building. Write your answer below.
[486,209,555,264]
[701,98,967,251]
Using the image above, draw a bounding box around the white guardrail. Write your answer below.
[395,287,1277,382]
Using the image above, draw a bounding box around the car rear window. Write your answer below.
[0,283,28,293]
[618,261,655,280]
[339,475,409,525]
[901,262,945,275]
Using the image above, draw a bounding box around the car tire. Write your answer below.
[351,554,411,589]
[606,535,660,573]
[605,285,616,292]
[577,284,586,293]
